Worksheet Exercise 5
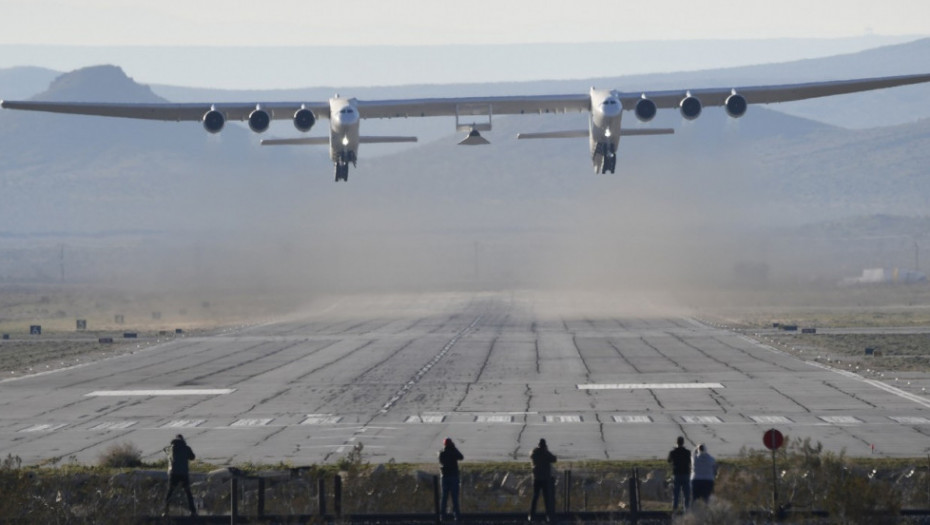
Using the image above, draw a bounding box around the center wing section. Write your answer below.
[354,94,590,119]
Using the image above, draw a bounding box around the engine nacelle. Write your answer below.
[248,108,271,133]
[634,97,657,122]
[679,95,702,120]
[293,108,316,133]
[202,109,225,134]
[725,93,748,118]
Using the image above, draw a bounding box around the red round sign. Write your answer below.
[763,429,784,450]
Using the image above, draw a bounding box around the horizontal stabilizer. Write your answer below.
[517,130,588,139]
[619,128,675,136]
[261,137,329,146]
[360,136,418,144]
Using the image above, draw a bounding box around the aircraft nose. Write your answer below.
[600,98,622,118]
[334,108,359,126]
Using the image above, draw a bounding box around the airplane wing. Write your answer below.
[0,100,331,121]
[3,73,929,121]
[0,95,589,121]
[618,73,930,110]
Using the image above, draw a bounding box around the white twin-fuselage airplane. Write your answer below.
[3,73,930,181]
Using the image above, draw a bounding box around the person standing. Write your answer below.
[667,436,691,511]
[438,437,464,521]
[528,438,557,522]
[691,443,718,504]
[163,434,197,517]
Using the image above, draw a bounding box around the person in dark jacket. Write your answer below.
[667,436,691,511]
[528,438,557,522]
[438,437,464,521]
[163,434,197,517]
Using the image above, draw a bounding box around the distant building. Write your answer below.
[843,268,926,285]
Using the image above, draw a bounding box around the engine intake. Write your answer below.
[202,109,225,134]
[634,97,657,122]
[293,108,316,132]
[679,95,702,120]
[725,93,748,118]
[248,108,271,133]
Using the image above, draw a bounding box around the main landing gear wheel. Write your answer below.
[334,162,349,182]
[597,142,617,174]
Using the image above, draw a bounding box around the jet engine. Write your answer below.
[679,95,702,120]
[248,108,271,133]
[725,93,748,118]
[634,97,657,122]
[202,109,225,134]
[293,108,316,132]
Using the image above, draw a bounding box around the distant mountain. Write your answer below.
[0,66,58,101]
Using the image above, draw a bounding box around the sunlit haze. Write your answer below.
[0,0,928,89]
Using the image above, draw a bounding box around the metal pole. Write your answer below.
[230,477,239,525]
[318,477,327,517]
[772,448,779,513]
[433,475,441,523]
[334,474,343,517]
[563,470,570,512]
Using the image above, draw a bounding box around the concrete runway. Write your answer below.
[1,291,929,467]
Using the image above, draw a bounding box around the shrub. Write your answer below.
[97,441,143,468]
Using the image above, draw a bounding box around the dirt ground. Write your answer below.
[0,284,303,377]
[3,283,930,378]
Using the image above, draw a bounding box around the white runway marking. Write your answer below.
[19,423,67,433]
[86,389,235,397]
[161,420,205,429]
[578,383,724,390]
[475,415,513,423]
[750,415,793,424]
[91,421,137,431]
[889,416,930,425]
[544,415,582,423]
[231,418,273,427]
[302,415,343,425]
[613,415,653,423]
[405,415,446,423]
[820,416,862,424]
[681,415,723,424]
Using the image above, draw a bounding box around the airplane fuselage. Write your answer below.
[588,89,623,173]
[329,97,360,163]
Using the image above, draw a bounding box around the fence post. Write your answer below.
[318,476,327,517]
[563,470,571,512]
[629,466,640,521]
[257,477,265,517]
[433,475,441,523]
[230,476,239,525]
[334,474,343,517]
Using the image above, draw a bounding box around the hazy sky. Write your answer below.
[1,0,928,89]
[3,0,928,46]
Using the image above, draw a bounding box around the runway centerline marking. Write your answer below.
[578,383,724,390]
[86,389,235,397]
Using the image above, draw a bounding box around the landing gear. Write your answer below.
[593,142,617,174]
[334,162,349,182]
[333,151,357,182]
